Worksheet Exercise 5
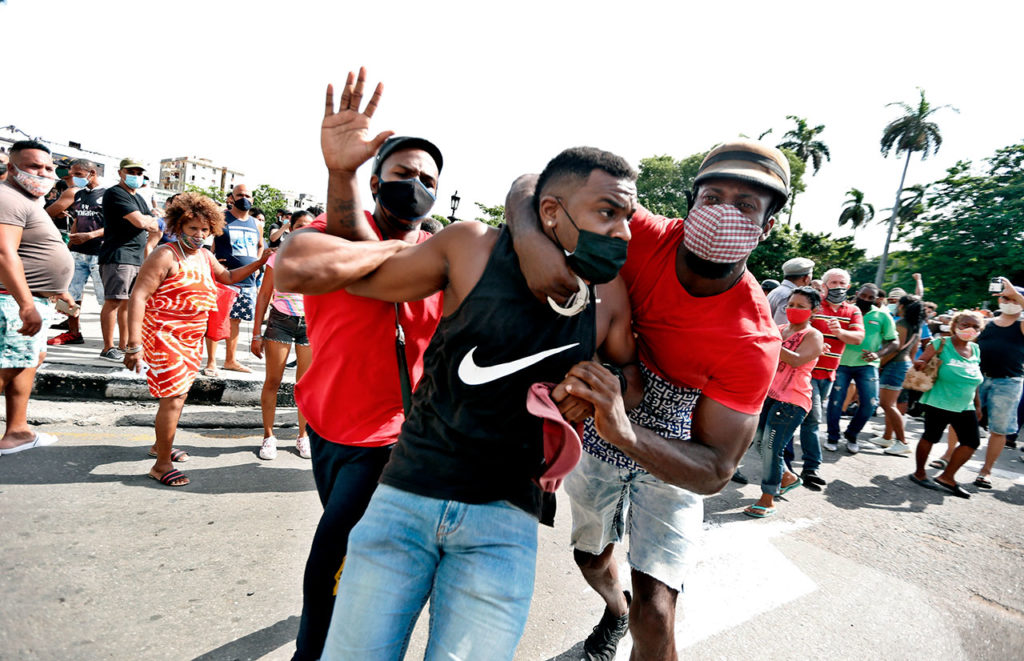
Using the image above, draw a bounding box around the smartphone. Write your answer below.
[55,299,81,317]
[989,277,1004,293]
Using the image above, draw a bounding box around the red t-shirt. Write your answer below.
[810,300,863,381]
[620,207,782,415]
[294,212,444,446]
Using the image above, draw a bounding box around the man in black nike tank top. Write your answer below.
[315,144,641,661]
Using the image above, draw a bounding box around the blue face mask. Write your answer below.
[124,174,144,189]
[72,176,89,188]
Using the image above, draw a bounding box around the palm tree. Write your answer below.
[838,188,874,236]
[881,184,929,239]
[777,116,831,224]
[876,89,956,284]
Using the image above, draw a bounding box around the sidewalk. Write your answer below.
[39,288,294,405]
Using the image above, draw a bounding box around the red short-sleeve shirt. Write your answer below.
[294,213,444,446]
[619,207,782,415]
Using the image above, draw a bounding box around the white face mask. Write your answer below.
[999,302,1023,316]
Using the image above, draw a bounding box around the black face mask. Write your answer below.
[377,178,436,221]
[826,287,847,304]
[0,164,7,176]
[855,298,874,314]
[233,198,252,212]
[553,199,628,285]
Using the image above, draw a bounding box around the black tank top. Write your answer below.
[978,319,1024,378]
[381,226,597,523]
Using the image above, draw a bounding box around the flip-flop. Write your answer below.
[909,474,939,490]
[148,448,190,462]
[743,504,776,518]
[148,468,189,487]
[0,431,59,455]
[934,479,971,499]
[779,476,803,496]
[929,458,948,470]
[200,367,219,377]
[973,475,992,489]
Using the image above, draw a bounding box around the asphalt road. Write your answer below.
[1,402,1022,660]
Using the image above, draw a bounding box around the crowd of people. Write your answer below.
[1,67,1021,660]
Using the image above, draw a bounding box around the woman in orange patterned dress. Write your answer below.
[124,193,269,487]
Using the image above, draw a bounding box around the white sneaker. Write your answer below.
[824,440,839,452]
[885,441,912,456]
[847,439,860,454]
[868,434,895,449]
[296,436,311,459]
[259,436,278,460]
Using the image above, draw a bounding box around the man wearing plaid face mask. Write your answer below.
[507,139,787,660]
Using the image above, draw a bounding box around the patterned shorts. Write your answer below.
[229,286,257,321]
[568,363,704,590]
[0,295,54,369]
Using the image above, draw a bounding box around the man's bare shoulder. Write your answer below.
[433,220,500,253]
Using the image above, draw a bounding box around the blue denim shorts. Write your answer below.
[979,376,1024,435]
[262,307,308,346]
[0,295,53,368]
[565,450,702,591]
[879,359,911,391]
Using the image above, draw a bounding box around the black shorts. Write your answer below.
[263,307,308,346]
[921,404,981,449]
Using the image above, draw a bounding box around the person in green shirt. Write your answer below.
[909,310,985,498]
[826,284,898,454]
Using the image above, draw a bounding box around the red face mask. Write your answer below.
[786,308,813,324]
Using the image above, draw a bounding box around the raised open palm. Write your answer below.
[321,66,394,173]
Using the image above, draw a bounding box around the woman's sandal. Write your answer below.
[929,458,948,470]
[148,469,189,487]
[973,475,992,489]
[148,448,190,462]
[743,504,776,518]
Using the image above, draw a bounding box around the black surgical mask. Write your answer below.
[855,298,874,314]
[233,198,253,212]
[826,287,847,304]
[377,178,436,221]
[0,163,7,176]
[553,199,628,285]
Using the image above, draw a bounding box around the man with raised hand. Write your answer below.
[505,139,786,660]
[275,70,448,661]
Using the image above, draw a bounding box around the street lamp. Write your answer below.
[448,190,460,223]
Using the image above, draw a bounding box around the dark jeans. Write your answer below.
[756,397,808,496]
[292,426,393,661]
[827,364,879,442]
[786,377,832,471]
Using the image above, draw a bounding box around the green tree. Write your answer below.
[881,184,928,240]
[779,148,806,221]
[474,202,505,227]
[776,116,830,224]
[906,143,1024,310]
[252,184,287,222]
[748,223,867,282]
[837,188,874,236]
[877,88,957,284]
[184,183,226,204]
[636,152,706,217]
[431,214,451,227]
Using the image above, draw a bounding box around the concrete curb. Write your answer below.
[34,367,295,406]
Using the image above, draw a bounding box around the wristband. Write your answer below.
[252,335,263,340]
[124,345,143,355]
[602,363,627,394]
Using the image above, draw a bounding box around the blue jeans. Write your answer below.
[321,484,538,661]
[827,364,879,442]
[788,378,832,470]
[68,252,104,302]
[756,398,808,496]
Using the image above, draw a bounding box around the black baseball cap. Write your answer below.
[371,136,443,179]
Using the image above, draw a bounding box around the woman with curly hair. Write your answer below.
[909,309,985,499]
[124,192,270,487]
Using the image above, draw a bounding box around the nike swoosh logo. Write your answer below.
[457,343,580,386]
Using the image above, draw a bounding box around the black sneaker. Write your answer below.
[730,469,749,485]
[801,469,827,487]
[51,318,70,331]
[583,590,631,660]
